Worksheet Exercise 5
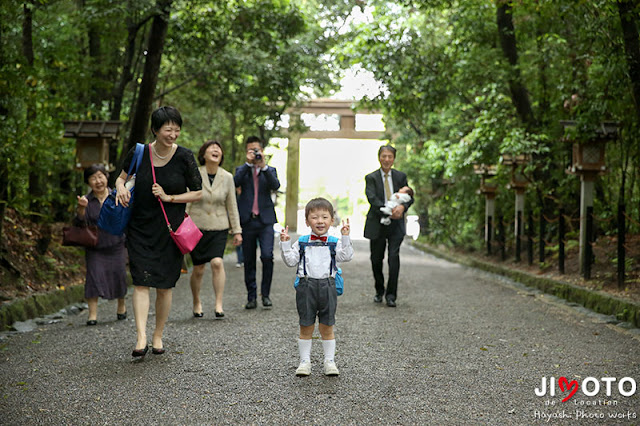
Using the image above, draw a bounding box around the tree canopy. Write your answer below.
[0,0,350,233]
[341,0,640,246]
[1,0,639,253]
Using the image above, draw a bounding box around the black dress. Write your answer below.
[122,145,202,288]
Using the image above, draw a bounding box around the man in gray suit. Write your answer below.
[364,145,413,307]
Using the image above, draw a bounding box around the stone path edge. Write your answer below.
[2,242,638,330]
[411,241,640,328]
[0,285,85,331]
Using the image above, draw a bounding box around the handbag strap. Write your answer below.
[126,143,144,180]
[149,146,174,232]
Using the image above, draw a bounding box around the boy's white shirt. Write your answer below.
[280,234,353,279]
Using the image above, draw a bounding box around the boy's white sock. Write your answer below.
[322,339,336,362]
[298,339,312,363]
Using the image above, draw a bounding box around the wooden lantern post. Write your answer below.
[285,114,302,233]
[63,120,122,170]
[560,120,618,278]
[501,154,530,262]
[474,164,498,255]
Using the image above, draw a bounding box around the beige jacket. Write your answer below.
[187,166,242,234]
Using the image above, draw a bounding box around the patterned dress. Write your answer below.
[75,191,128,299]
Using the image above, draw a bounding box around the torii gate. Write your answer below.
[282,98,384,232]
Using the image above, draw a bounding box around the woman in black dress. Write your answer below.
[75,164,128,325]
[115,106,202,357]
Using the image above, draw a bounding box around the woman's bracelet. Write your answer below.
[170,195,175,203]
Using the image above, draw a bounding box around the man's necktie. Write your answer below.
[251,167,260,216]
[384,173,392,201]
[309,235,327,242]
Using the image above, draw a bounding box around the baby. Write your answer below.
[380,186,414,225]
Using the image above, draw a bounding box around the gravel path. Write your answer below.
[1,238,639,425]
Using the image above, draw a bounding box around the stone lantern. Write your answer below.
[63,120,121,170]
[560,120,618,277]
[561,121,616,175]
[501,153,530,261]
[474,164,498,254]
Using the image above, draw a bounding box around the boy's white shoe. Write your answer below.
[295,361,311,376]
[323,360,339,376]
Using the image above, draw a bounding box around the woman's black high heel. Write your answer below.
[132,345,149,357]
[215,311,224,318]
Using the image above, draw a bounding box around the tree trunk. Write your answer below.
[496,1,536,130]
[108,24,138,182]
[53,171,73,222]
[229,113,238,165]
[110,27,137,122]
[617,0,640,124]
[109,3,152,183]
[23,2,41,218]
[22,3,34,66]
[535,9,550,127]
[111,3,155,123]
[0,7,8,243]
[23,2,52,254]
[88,23,103,109]
[0,162,7,245]
[125,0,173,156]
[258,124,267,145]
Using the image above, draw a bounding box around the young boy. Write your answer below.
[280,198,353,376]
[380,186,414,225]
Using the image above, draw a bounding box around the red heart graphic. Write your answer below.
[558,377,579,402]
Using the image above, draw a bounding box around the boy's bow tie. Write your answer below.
[310,235,327,242]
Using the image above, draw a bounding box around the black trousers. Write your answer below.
[241,217,275,302]
[370,226,404,299]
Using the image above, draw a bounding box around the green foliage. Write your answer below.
[1,0,341,218]
[338,0,640,245]
[157,0,341,164]
[2,0,639,248]
[612,256,634,273]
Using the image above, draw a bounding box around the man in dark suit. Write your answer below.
[364,145,413,307]
[234,136,281,309]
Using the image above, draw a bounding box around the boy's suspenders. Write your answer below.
[296,235,344,296]
[298,236,338,278]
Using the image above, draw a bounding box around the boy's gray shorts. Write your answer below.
[296,277,337,326]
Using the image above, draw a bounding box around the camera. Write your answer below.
[253,149,262,161]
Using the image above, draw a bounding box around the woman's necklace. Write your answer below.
[153,143,172,159]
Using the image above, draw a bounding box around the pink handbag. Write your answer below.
[166,212,202,254]
[150,147,203,254]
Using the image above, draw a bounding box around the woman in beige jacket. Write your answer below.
[187,141,242,318]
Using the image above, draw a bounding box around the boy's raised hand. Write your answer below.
[341,218,350,236]
[280,225,290,242]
